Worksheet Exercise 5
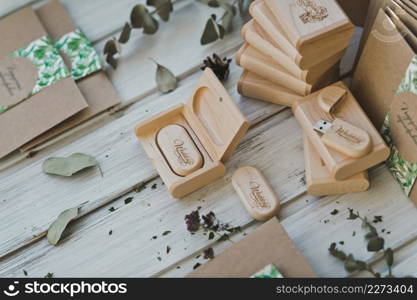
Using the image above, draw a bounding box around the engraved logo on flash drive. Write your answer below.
[249,181,270,209]
[157,124,203,176]
[313,119,372,158]
[173,139,194,166]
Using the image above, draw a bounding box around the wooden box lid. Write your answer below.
[185,68,250,162]
[264,0,353,51]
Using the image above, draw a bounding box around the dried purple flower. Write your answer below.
[185,210,201,232]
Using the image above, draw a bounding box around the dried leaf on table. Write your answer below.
[119,22,132,43]
[151,59,177,93]
[130,4,159,34]
[220,3,236,33]
[47,207,79,245]
[42,153,99,177]
[200,15,225,45]
[147,0,173,22]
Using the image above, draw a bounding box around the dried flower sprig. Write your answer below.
[201,53,232,81]
[328,209,400,278]
[185,209,241,242]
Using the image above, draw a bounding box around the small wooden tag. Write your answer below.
[232,166,280,221]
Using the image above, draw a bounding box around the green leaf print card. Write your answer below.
[0,6,87,159]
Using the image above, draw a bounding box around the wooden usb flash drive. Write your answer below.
[303,135,369,196]
[232,166,280,221]
[293,82,390,181]
[135,69,250,198]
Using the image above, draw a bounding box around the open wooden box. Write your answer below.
[293,82,390,180]
[135,69,250,198]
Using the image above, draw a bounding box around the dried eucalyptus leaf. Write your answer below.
[119,22,132,43]
[152,60,177,93]
[201,16,220,45]
[385,248,394,266]
[130,4,147,28]
[106,54,118,69]
[367,237,385,252]
[147,0,173,21]
[42,153,99,177]
[103,39,121,56]
[344,254,359,272]
[143,14,159,34]
[364,231,378,240]
[221,10,234,33]
[47,207,79,245]
[208,0,220,7]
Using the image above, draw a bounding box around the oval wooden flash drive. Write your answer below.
[314,119,372,158]
[157,124,203,176]
[232,166,280,221]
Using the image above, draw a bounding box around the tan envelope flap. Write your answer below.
[186,68,249,162]
[390,92,417,162]
[0,56,38,107]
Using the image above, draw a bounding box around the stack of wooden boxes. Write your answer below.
[237,0,355,107]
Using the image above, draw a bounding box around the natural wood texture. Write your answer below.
[238,71,303,107]
[231,166,280,221]
[304,135,370,196]
[0,0,416,279]
[156,124,204,176]
[264,0,354,55]
[293,82,390,180]
[135,69,249,198]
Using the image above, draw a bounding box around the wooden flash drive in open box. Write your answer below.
[293,82,390,181]
[135,69,250,198]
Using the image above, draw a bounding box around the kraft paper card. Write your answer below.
[352,8,417,205]
[20,0,121,151]
[0,6,87,159]
[187,218,316,278]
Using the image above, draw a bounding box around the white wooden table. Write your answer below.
[1,0,417,278]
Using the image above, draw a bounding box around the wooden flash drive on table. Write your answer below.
[135,69,250,198]
[249,0,354,69]
[293,82,390,180]
[237,65,340,107]
[232,166,280,221]
[303,135,369,196]
[263,0,355,57]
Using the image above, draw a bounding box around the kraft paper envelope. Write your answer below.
[20,0,121,151]
[0,6,87,159]
[187,218,316,278]
[352,8,417,205]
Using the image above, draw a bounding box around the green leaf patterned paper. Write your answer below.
[382,114,417,196]
[55,29,102,80]
[251,264,283,278]
[398,56,417,95]
[0,36,70,114]
[11,36,69,96]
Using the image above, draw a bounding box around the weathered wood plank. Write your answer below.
[0,109,307,277]
[0,61,282,259]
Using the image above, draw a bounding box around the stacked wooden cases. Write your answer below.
[293,82,390,196]
[237,0,355,107]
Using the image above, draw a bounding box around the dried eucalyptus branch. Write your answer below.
[328,209,399,278]
[104,0,253,68]
[104,0,176,69]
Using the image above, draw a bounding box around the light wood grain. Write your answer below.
[0,60,283,259]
